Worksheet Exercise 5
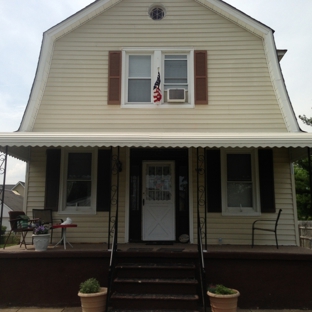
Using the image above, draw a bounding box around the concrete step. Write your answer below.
[110,292,200,310]
[113,277,198,294]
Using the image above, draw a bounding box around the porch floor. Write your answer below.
[1,242,312,255]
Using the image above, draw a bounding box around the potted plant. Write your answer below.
[207,284,240,312]
[32,224,50,251]
[78,277,107,312]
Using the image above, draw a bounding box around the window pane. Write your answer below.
[227,154,251,181]
[67,153,91,180]
[165,55,187,59]
[128,79,151,102]
[165,60,187,84]
[129,55,151,78]
[227,182,252,207]
[66,181,91,206]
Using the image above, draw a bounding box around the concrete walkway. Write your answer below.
[2,309,311,312]
[1,309,81,312]
[0,307,82,312]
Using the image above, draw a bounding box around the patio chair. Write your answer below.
[251,209,282,249]
[3,211,35,250]
[32,209,63,243]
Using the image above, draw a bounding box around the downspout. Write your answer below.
[0,146,8,234]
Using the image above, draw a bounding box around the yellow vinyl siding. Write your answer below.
[25,147,297,245]
[25,147,127,244]
[191,148,297,246]
[33,0,287,133]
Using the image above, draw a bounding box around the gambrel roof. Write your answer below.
[18,0,298,133]
[1,0,312,161]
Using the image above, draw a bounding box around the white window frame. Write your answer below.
[221,148,261,216]
[121,48,194,108]
[58,148,98,215]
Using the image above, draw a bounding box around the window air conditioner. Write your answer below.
[167,89,185,103]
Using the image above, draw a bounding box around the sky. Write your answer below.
[1,0,312,184]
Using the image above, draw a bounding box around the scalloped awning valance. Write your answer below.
[1,131,312,161]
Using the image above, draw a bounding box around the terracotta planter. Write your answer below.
[207,289,240,312]
[32,234,50,251]
[78,287,107,312]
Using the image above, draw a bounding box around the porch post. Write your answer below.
[0,146,8,235]
[108,146,121,249]
[196,147,207,250]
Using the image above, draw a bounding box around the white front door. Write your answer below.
[142,161,175,241]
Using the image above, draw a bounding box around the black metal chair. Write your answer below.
[3,211,35,249]
[32,209,63,243]
[252,209,282,249]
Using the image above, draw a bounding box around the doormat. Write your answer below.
[157,248,184,252]
[127,248,153,252]
[146,241,174,245]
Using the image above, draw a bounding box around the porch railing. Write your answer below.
[197,206,207,312]
[106,147,121,311]
[106,209,118,312]
[196,147,207,311]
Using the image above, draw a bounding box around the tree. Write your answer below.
[294,115,312,220]
[294,159,312,220]
[299,114,312,127]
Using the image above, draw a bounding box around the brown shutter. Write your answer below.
[258,149,276,213]
[108,51,121,105]
[194,50,208,105]
[45,149,61,212]
[97,149,112,211]
[206,149,222,212]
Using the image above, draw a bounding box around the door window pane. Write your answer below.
[146,164,172,201]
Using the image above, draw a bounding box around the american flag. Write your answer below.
[153,72,162,104]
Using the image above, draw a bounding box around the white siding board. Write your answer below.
[33,0,286,133]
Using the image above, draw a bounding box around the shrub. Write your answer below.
[79,278,101,294]
[1,225,6,236]
[208,284,236,295]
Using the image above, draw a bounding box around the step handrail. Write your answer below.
[197,210,207,311]
[106,209,118,312]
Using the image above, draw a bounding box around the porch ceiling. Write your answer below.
[0,131,312,161]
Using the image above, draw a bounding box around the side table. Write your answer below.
[51,224,77,250]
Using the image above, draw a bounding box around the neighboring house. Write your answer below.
[0,183,24,230]
[1,0,312,246]
[12,181,25,197]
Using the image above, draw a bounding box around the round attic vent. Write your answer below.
[149,6,165,20]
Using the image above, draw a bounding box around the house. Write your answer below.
[2,1,312,309]
[0,183,24,230]
[1,0,312,248]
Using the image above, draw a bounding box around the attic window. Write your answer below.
[149,7,165,20]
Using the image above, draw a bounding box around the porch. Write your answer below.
[1,243,312,310]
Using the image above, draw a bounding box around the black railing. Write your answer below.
[196,147,207,311]
[106,209,118,312]
[106,147,121,311]
[197,211,207,312]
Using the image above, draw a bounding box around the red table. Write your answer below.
[51,224,77,250]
